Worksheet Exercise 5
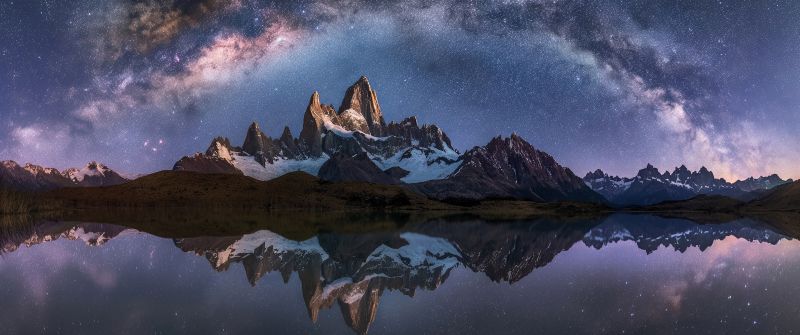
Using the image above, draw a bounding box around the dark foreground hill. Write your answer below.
[42,170,609,219]
[45,170,436,211]
[745,180,800,212]
[627,180,800,224]
[640,195,745,213]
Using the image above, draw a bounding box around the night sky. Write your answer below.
[1,0,798,180]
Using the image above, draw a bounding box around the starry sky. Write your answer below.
[1,0,798,180]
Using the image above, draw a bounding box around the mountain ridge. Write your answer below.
[0,160,129,191]
[2,76,795,209]
[175,77,604,203]
[412,134,605,203]
[584,164,793,206]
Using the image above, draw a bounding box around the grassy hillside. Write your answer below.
[29,171,800,224]
[0,189,30,214]
[745,180,800,212]
[36,170,612,238]
[636,195,744,212]
[626,182,800,224]
[45,170,442,211]
[1,188,61,214]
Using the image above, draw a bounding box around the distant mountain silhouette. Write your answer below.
[0,161,128,192]
[584,165,792,206]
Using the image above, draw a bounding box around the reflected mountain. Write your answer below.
[171,216,794,334]
[0,220,134,254]
[0,215,795,334]
[583,215,790,253]
[409,218,600,283]
[176,230,459,334]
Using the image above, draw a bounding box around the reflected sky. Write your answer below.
[0,216,799,334]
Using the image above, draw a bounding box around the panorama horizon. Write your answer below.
[2,1,800,335]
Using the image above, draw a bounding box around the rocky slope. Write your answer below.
[584,165,792,206]
[317,152,403,185]
[413,134,605,203]
[173,137,244,175]
[0,161,129,191]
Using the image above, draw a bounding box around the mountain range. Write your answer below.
[583,165,793,206]
[173,76,793,205]
[173,76,602,203]
[1,76,796,209]
[0,161,128,191]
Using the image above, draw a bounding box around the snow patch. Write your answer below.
[211,141,233,160]
[65,163,107,182]
[339,109,368,130]
[371,147,461,183]
[323,120,356,138]
[322,119,389,141]
[215,230,329,267]
[230,153,328,181]
[366,233,460,269]
[67,227,138,246]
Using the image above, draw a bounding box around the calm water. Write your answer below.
[1,214,800,334]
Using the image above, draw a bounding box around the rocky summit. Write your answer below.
[734,174,794,192]
[175,76,460,184]
[412,134,605,202]
[584,164,794,206]
[175,77,613,203]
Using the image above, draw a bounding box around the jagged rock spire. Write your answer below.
[243,121,281,165]
[585,169,607,180]
[280,126,293,141]
[339,76,385,136]
[242,122,269,156]
[205,136,234,160]
[636,163,661,179]
[300,91,338,157]
[279,126,300,159]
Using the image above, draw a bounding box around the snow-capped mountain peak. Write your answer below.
[0,160,129,191]
[62,161,129,187]
[64,161,108,182]
[584,164,793,205]
[174,76,461,183]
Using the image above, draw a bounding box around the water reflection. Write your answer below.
[0,215,799,334]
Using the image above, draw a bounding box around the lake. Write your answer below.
[1,214,799,334]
